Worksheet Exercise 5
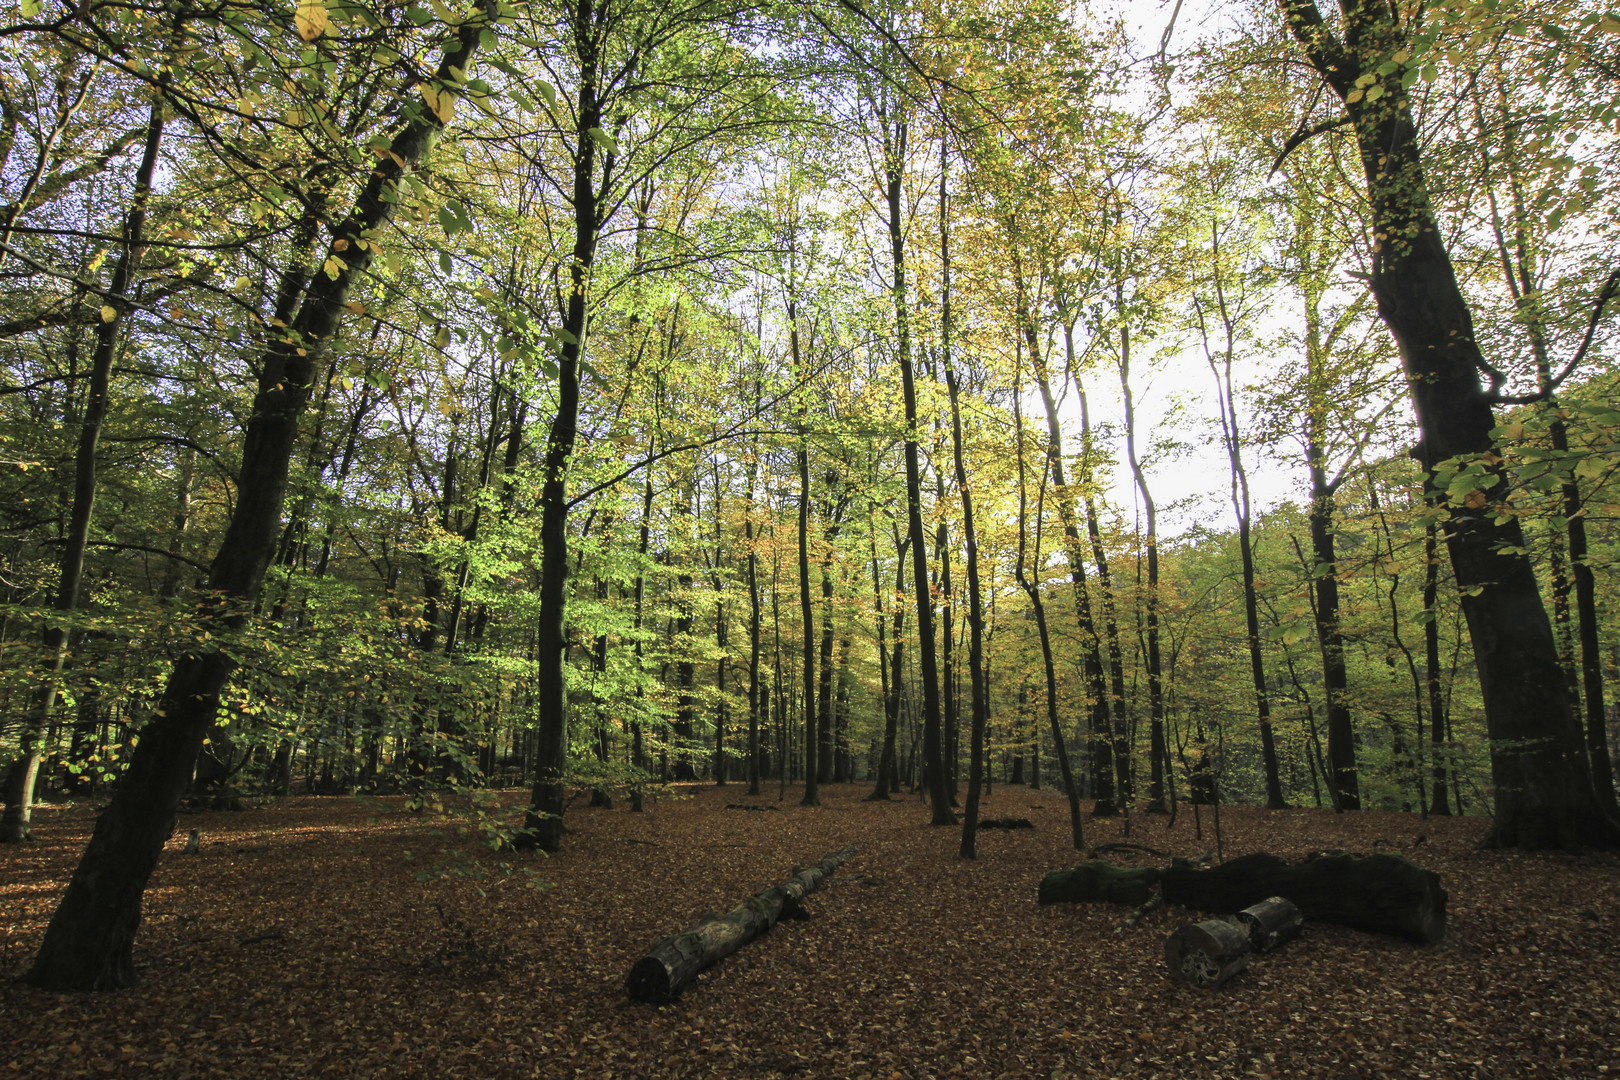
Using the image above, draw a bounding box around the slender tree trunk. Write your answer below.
[745,441,763,796]
[1422,522,1452,816]
[1070,336,1138,810]
[1198,258,1285,810]
[2,98,164,844]
[523,6,605,851]
[881,112,952,825]
[792,300,819,806]
[1021,289,1114,815]
[1013,361,1082,850]
[938,149,990,857]
[1478,104,1620,818]
[1113,314,1168,813]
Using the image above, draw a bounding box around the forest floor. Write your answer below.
[3,782,1619,1080]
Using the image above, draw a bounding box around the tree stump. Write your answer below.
[1165,920,1250,988]
[625,845,855,1004]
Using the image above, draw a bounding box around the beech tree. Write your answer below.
[1279,0,1620,848]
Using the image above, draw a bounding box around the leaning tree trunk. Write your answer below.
[1283,0,1619,848]
[1022,287,1115,815]
[24,14,491,991]
[1013,374,1084,851]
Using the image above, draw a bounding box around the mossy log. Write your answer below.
[1161,851,1445,944]
[1041,851,1445,944]
[626,845,856,1004]
[1038,860,1160,905]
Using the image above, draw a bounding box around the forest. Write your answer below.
[1,0,1619,1007]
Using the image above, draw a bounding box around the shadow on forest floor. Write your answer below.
[4,784,1618,1079]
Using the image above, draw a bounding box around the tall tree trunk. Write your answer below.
[1113,312,1168,814]
[522,4,605,852]
[1013,359,1083,850]
[937,146,991,857]
[745,439,763,796]
[25,14,490,989]
[2,97,164,844]
[1197,245,1285,810]
[1068,334,1134,810]
[672,470,697,782]
[881,111,952,825]
[1020,280,1114,814]
[1422,522,1452,816]
[792,300,819,807]
[1283,0,1619,847]
[1478,128,1620,820]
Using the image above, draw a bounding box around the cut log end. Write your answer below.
[625,956,676,1005]
[1165,919,1250,989]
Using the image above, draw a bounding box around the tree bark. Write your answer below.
[1113,312,1168,813]
[520,0,617,851]
[1022,285,1115,815]
[1282,0,1619,847]
[1013,361,1083,851]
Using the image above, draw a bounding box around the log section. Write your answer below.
[626,845,856,1004]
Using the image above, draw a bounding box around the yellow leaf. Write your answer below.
[233,275,253,292]
[294,0,329,42]
[99,305,117,322]
[322,255,346,278]
[421,82,456,123]
[344,301,366,314]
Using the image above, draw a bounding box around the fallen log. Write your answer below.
[1040,850,1446,944]
[625,845,856,1004]
[1038,861,1159,906]
[1162,851,1445,944]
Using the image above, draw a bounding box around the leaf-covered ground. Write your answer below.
[4,783,1619,1079]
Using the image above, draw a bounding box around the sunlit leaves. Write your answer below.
[294,0,330,42]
